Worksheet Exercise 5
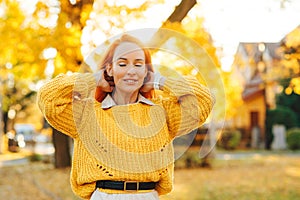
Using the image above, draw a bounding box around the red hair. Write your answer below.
[95,34,155,102]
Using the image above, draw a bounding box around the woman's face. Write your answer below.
[107,42,147,95]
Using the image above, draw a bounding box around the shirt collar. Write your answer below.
[101,93,155,109]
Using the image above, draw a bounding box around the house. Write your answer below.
[230,42,283,148]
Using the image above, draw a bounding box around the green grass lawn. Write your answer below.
[0,150,299,200]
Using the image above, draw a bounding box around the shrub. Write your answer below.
[286,128,300,150]
[265,106,298,149]
[174,147,212,169]
[29,153,43,162]
[218,129,241,150]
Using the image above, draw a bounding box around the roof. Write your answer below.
[242,72,265,101]
[237,42,282,63]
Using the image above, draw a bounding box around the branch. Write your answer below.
[164,0,197,24]
[148,0,197,47]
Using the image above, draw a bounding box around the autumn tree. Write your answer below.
[0,0,49,153]
[39,0,95,168]
[274,25,300,127]
[0,0,94,165]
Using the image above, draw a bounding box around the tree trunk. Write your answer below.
[52,127,71,168]
[0,111,9,153]
[0,96,3,154]
[50,0,94,168]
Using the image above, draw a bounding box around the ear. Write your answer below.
[106,64,113,76]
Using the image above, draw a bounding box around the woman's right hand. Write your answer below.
[94,69,114,102]
[94,69,114,92]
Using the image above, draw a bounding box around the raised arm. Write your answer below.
[37,73,96,138]
[157,75,215,139]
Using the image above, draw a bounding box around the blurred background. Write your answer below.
[0,0,300,199]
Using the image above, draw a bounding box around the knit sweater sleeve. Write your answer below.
[37,73,96,138]
[159,76,215,139]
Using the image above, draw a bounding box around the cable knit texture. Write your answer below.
[37,73,215,199]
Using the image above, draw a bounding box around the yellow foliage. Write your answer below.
[0,1,43,80]
[281,26,300,90]
[285,26,300,48]
[80,4,93,26]
[54,53,67,75]
[158,21,238,120]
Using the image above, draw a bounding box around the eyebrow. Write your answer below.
[117,57,145,62]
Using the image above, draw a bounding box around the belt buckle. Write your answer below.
[124,181,139,192]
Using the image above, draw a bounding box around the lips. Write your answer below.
[123,79,138,83]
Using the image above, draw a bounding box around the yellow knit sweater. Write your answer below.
[37,73,214,199]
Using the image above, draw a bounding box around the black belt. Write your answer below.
[96,180,157,191]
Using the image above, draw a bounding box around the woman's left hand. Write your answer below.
[140,71,155,93]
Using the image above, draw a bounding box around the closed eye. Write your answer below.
[135,63,143,67]
[118,62,127,67]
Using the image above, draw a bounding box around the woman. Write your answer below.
[37,34,215,199]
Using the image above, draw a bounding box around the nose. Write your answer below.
[126,65,137,75]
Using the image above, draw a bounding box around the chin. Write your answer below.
[120,87,140,94]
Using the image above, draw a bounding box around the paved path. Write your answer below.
[0,157,29,167]
[215,150,300,160]
[0,142,54,167]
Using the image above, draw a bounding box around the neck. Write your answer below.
[112,89,139,105]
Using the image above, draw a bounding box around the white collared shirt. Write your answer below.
[101,94,155,109]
